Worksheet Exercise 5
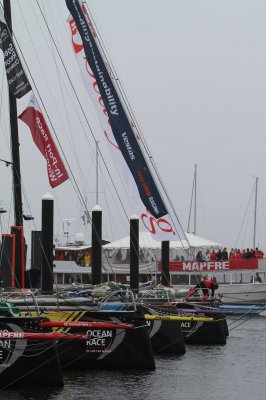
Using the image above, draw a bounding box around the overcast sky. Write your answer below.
[1,0,266,252]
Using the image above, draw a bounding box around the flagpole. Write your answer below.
[3,0,23,227]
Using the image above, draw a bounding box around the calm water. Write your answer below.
[1,314,266,400]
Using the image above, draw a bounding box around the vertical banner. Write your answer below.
[0,9,31,98]
[18,94,69,188]
[66,0,187,242]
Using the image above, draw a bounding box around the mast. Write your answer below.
[194,164,197,235]
[253,177,258,249]
[187,164,197,234]
[3,0,23,227]
[96,140,99,204]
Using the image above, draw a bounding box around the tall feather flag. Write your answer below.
[66,0,187,242]
[18,93,69,188]
[0,9,31,98]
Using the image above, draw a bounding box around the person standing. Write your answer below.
[221,247,228,260]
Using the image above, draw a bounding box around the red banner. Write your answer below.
[18,94,69,188]
[158,258,259,272]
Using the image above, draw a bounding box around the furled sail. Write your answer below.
[66,0,187,242]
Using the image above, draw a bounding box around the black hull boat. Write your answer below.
[0,316,63,389]
[142,301,228,345]
[181,312,227,345]
[25,308,155,371]
[140,306,186,355]
[175,303,227,345]
[148,318,186,354]
[8,290,185,362]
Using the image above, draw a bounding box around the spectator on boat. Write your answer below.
[76,251,84,266]
[229,248,235,259]
[139,249,145,263]
[245,248,251,259]
[174,254,180,261]
[196,250,204,262]
[221,247,228,260]
[235,249,243,259]
[84,253,91,267]
[205,250,210,261]
[216,249,222,260]
[210,250,216,261]
[116,249,122,263]
[250,249,256,258]
[124,249,130,263]
[255,248,264,259]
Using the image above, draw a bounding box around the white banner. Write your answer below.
[67,7,187,243]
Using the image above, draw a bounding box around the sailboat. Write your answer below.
[0,1,230,367]
[0,0,159,371]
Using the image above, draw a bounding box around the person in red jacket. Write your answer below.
[186,277,218,301]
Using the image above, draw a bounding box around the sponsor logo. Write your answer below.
[85,329,113,353]
[182,261,230,271]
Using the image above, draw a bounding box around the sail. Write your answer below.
[18,93,69,188]
[66,0,187,242]
[0,9,31,98]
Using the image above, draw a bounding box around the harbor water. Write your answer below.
[1,314,266,400]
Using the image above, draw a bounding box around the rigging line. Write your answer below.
[84,1,188,245]
[84,1,184,250]
[34,1,134,238]
[234,181,255,249]
[4,3,87,214]
[0,341,62,392]
[32,1,97,202]
[227,314,259,331]
[16,2,95,205]
[33,2,145,271]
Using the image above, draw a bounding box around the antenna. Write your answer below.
[63,218,74,245]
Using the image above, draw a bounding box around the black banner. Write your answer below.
[0,10,31,99]
[66,0,168,218]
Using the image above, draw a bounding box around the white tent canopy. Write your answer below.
[103,231,222,250]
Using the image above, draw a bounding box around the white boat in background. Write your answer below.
[51,232,266,306]
[168,258,266,305]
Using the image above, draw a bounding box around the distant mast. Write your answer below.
[253,177,258,249]
[194,164,197,235]
[187,164,197,235]
[3,0,23,226]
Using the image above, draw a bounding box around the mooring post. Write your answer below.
[130,215,139,292]
[91,205,102,285]
[161,241,170,286]
[41,193,54,294]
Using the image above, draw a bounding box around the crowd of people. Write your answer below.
[54,250,91,266]
[196,247,264,262]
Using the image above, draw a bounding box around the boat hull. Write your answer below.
[0,317,63,389]
[35,309,155,370]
